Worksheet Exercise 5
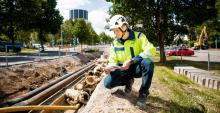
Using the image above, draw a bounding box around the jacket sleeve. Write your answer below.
[133,33,156,62]
[108,43,118,66]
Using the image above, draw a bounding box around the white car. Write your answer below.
[32,44,41,49]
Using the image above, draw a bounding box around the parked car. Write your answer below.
[32,43,41,49]
[0,41,23,52]
[166,48,194,56]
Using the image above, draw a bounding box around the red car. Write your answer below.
[166,48,194,56]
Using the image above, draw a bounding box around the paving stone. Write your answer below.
[208,79,215,88]
[184,69,207,76]
[204,77,220,88]
[197,76,206,86]
[174,66,181,74]
[174,66,197,74]
[190,74,199,83]
[205,78,211,88]
[179,67,197,75]
[186,72,191,79]
[174,66,220,90]
[213,80,220,90]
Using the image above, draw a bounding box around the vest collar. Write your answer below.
[117,29,135,44]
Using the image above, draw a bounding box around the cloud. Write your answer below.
[88,9,110,35]
[56,0,113,36]
[56,0,91,19]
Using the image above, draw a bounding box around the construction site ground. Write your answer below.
[0,51,102,103]
[0,45,220,113]
[81,56,220,113]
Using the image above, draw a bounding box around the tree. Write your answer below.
[0,0,41,44]
[87,22,99,45]
[62,19,75,45]
[72,19,90,50]
[205,0,220,48]
[99,32,113,44]
[192,0,220,49]
[15,30,32,47]
[33,0,63,51]
[107,0,217,63]
[217,0,220,19]
[174,0,217,41]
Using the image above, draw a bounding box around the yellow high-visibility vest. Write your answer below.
[108,31,156,66]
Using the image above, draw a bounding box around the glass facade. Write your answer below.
[74,10,78,19]
[69,9,88,20]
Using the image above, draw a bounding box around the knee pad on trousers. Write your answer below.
[104,75,113,89]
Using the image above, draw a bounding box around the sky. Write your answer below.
[56,0,113,36]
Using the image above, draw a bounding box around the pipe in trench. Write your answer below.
[14,62,95,106]
[0,62,95,107]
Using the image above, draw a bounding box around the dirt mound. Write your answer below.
[72,52,103,64]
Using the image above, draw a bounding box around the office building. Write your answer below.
[69,9,88,20]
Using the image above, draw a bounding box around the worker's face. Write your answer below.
[111,28,123,39]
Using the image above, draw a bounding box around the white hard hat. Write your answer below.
[109,14,128,30]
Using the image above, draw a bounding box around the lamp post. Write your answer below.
[5,45,8,67]
[61,24,63,47]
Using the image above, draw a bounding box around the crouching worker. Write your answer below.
[104,14,156,108]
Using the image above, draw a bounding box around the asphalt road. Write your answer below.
[3,46,218,67]
[0,45,110,67]
[180,50,220,63]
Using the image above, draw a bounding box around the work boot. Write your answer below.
[136,94,147,109]
[124,78,134,93]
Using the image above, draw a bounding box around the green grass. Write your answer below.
[152,56,220,113]
[0,48,38,56]
[21,48,38,52]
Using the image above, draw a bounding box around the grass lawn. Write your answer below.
[0,48,38,56]
[151,55,220,113]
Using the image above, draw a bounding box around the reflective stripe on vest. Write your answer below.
[137,32,142,39]
[130,47,135,58]
[114,47,125,51]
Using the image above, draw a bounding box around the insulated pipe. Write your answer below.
[88,71,94,76]
[65,89,80,103]
[78,91,89,104]
[85,76,98,86]
[93,65,103,73]
[66,90,89,105]
[83,87,95,95]
[94,71,102,77]
[0,104,80,112]
[75,82,86,90]
[14,62,95,106]
[66,98,78,105]
[0,62,94,107]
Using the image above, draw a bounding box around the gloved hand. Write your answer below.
[121,59,134,70]
[104,66,122,74]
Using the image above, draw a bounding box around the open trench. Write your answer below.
[0,53,108,113]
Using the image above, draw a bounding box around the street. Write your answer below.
[0,45,109,67]
[181,50,220,63]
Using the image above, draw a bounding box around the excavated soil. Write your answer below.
[0,52,102,103]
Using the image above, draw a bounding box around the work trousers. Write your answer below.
[104,58,154,96]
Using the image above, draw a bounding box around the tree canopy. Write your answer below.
[0,0,42,43]
[107,0,217,63]
[0,0,63,51]
[72,19,90,45]
[33,0,63,51]
[99,32,113,44]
